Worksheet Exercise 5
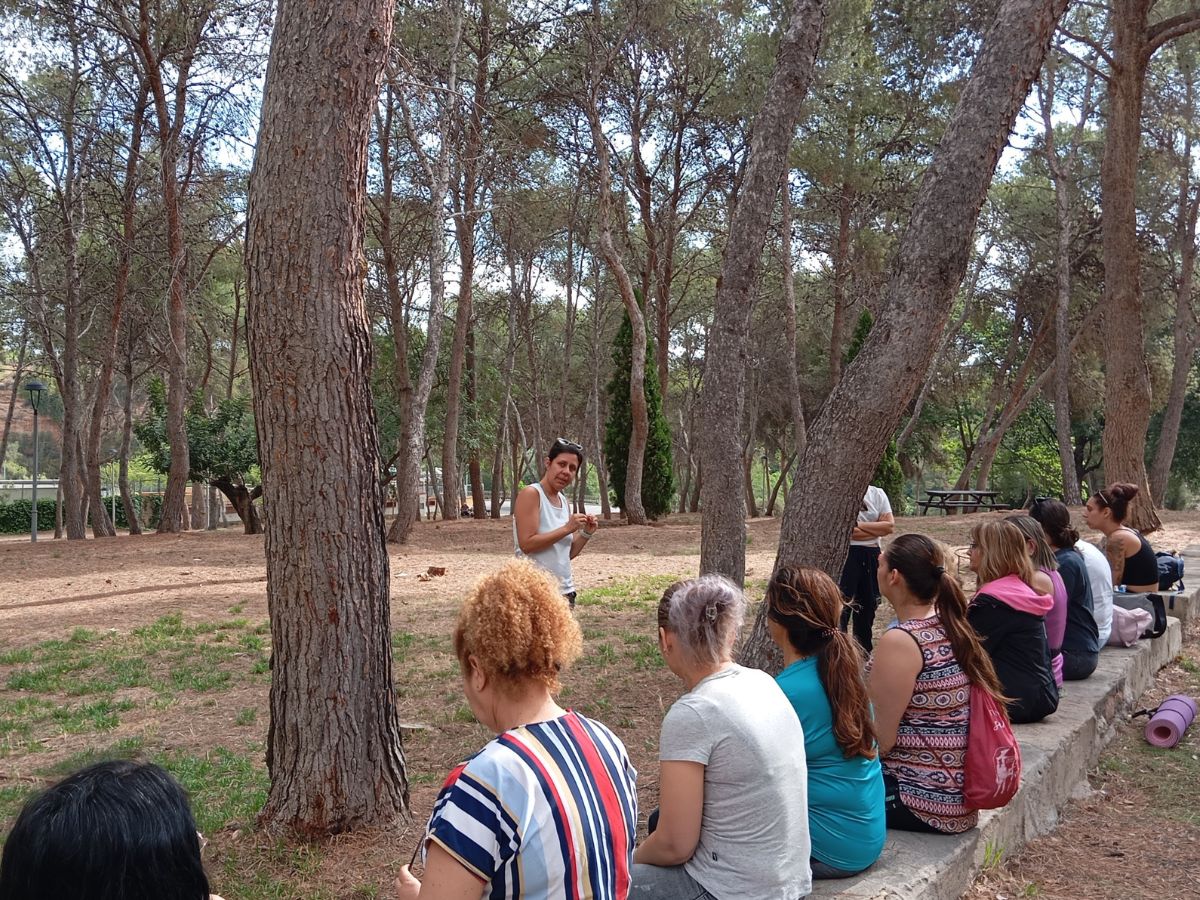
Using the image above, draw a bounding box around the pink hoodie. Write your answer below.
[975,574,1054,616]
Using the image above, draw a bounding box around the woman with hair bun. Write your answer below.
[1030,499,1101,680]
[397,559,637,900]
[766,567,884,879]
[967,520,1059,724]
[1083,482,1159,592]
[632,576,811,900]
[869,534,1008,834]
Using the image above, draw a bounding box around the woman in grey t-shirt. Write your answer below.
[631,577,812,900]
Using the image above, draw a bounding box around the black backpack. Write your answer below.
[1156,551,1185,592]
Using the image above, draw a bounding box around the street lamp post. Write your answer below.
[26,380,46,543]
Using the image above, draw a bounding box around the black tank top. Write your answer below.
[1120,528,1158,588]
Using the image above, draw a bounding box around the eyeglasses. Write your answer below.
[197,831,208,852]
[1096,490,1111,507]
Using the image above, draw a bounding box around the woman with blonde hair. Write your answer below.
[967,520,1058,724]
[766,566,884,878]
[869,534,1009,834]
[632,576,811,900]
[397,560,638,900]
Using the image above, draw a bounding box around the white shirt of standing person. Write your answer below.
[850,485,893,548]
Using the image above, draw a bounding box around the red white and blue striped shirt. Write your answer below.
[423,710,638,899]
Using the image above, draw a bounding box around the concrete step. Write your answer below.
[811,616,1184,899]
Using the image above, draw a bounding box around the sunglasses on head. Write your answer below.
[552,437,583,454]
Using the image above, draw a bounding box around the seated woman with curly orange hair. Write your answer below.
[396,559,638,900]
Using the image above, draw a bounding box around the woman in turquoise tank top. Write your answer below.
[766,567,885,879]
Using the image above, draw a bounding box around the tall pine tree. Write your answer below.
[605,294,674,518]
[844,310,905,513]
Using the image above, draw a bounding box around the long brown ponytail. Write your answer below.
[884,534,1007,706]
[766,566,878,759]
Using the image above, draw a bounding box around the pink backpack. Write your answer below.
[963,684,1022,810]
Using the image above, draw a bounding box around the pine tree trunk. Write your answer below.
[190,480,209,530]
[1100,2,1161,532]
[585,48,648,524]
[119,353,141,536]
[246,0,407,835]
[86,83,147,539]
[746,0,1073,669]
[780,174,807,455]
[698,0,829,584]
[136,17,195,535]
[388,7,461,543]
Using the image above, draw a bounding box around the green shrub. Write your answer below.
[0,499,56,534]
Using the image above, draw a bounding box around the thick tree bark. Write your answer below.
[1098,2,1200,529]
[698,0,828,583]
[246,0,407,834]
[741,0,1073,669]
[1100,3,1160,531]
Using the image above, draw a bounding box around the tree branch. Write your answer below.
[1146,10,1200,59]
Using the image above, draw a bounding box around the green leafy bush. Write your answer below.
[0,499,56,534]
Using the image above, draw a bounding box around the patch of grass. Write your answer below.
[0,784,36,825]
[0,647,34,665]
[589,643,618,666]
[228,602,246,615]
[391,631,416,661]
[216,843,337,900]
[452,704,476,723]
[236,707,258,726]
[1177,655,1200,675]
[623,634,663,671]
[164,747,269,834]
[4,614,267,702]
[51,698,135,733]
[576,575,681,610]
[40,737,147,777]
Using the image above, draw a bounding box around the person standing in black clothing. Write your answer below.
[839,485,895,652]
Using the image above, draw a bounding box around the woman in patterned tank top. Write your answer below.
[867,534,1008,834]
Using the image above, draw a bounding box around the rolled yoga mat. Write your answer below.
[1144,695,1198,749]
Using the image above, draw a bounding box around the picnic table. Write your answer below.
[918,489,1012,515]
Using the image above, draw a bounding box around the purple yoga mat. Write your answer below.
[1145,695,1198,749]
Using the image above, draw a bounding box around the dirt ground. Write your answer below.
[1,507,1198,898]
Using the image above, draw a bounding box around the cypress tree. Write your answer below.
[605,295,674,518]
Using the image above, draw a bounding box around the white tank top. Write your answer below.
[513,482,574,594]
